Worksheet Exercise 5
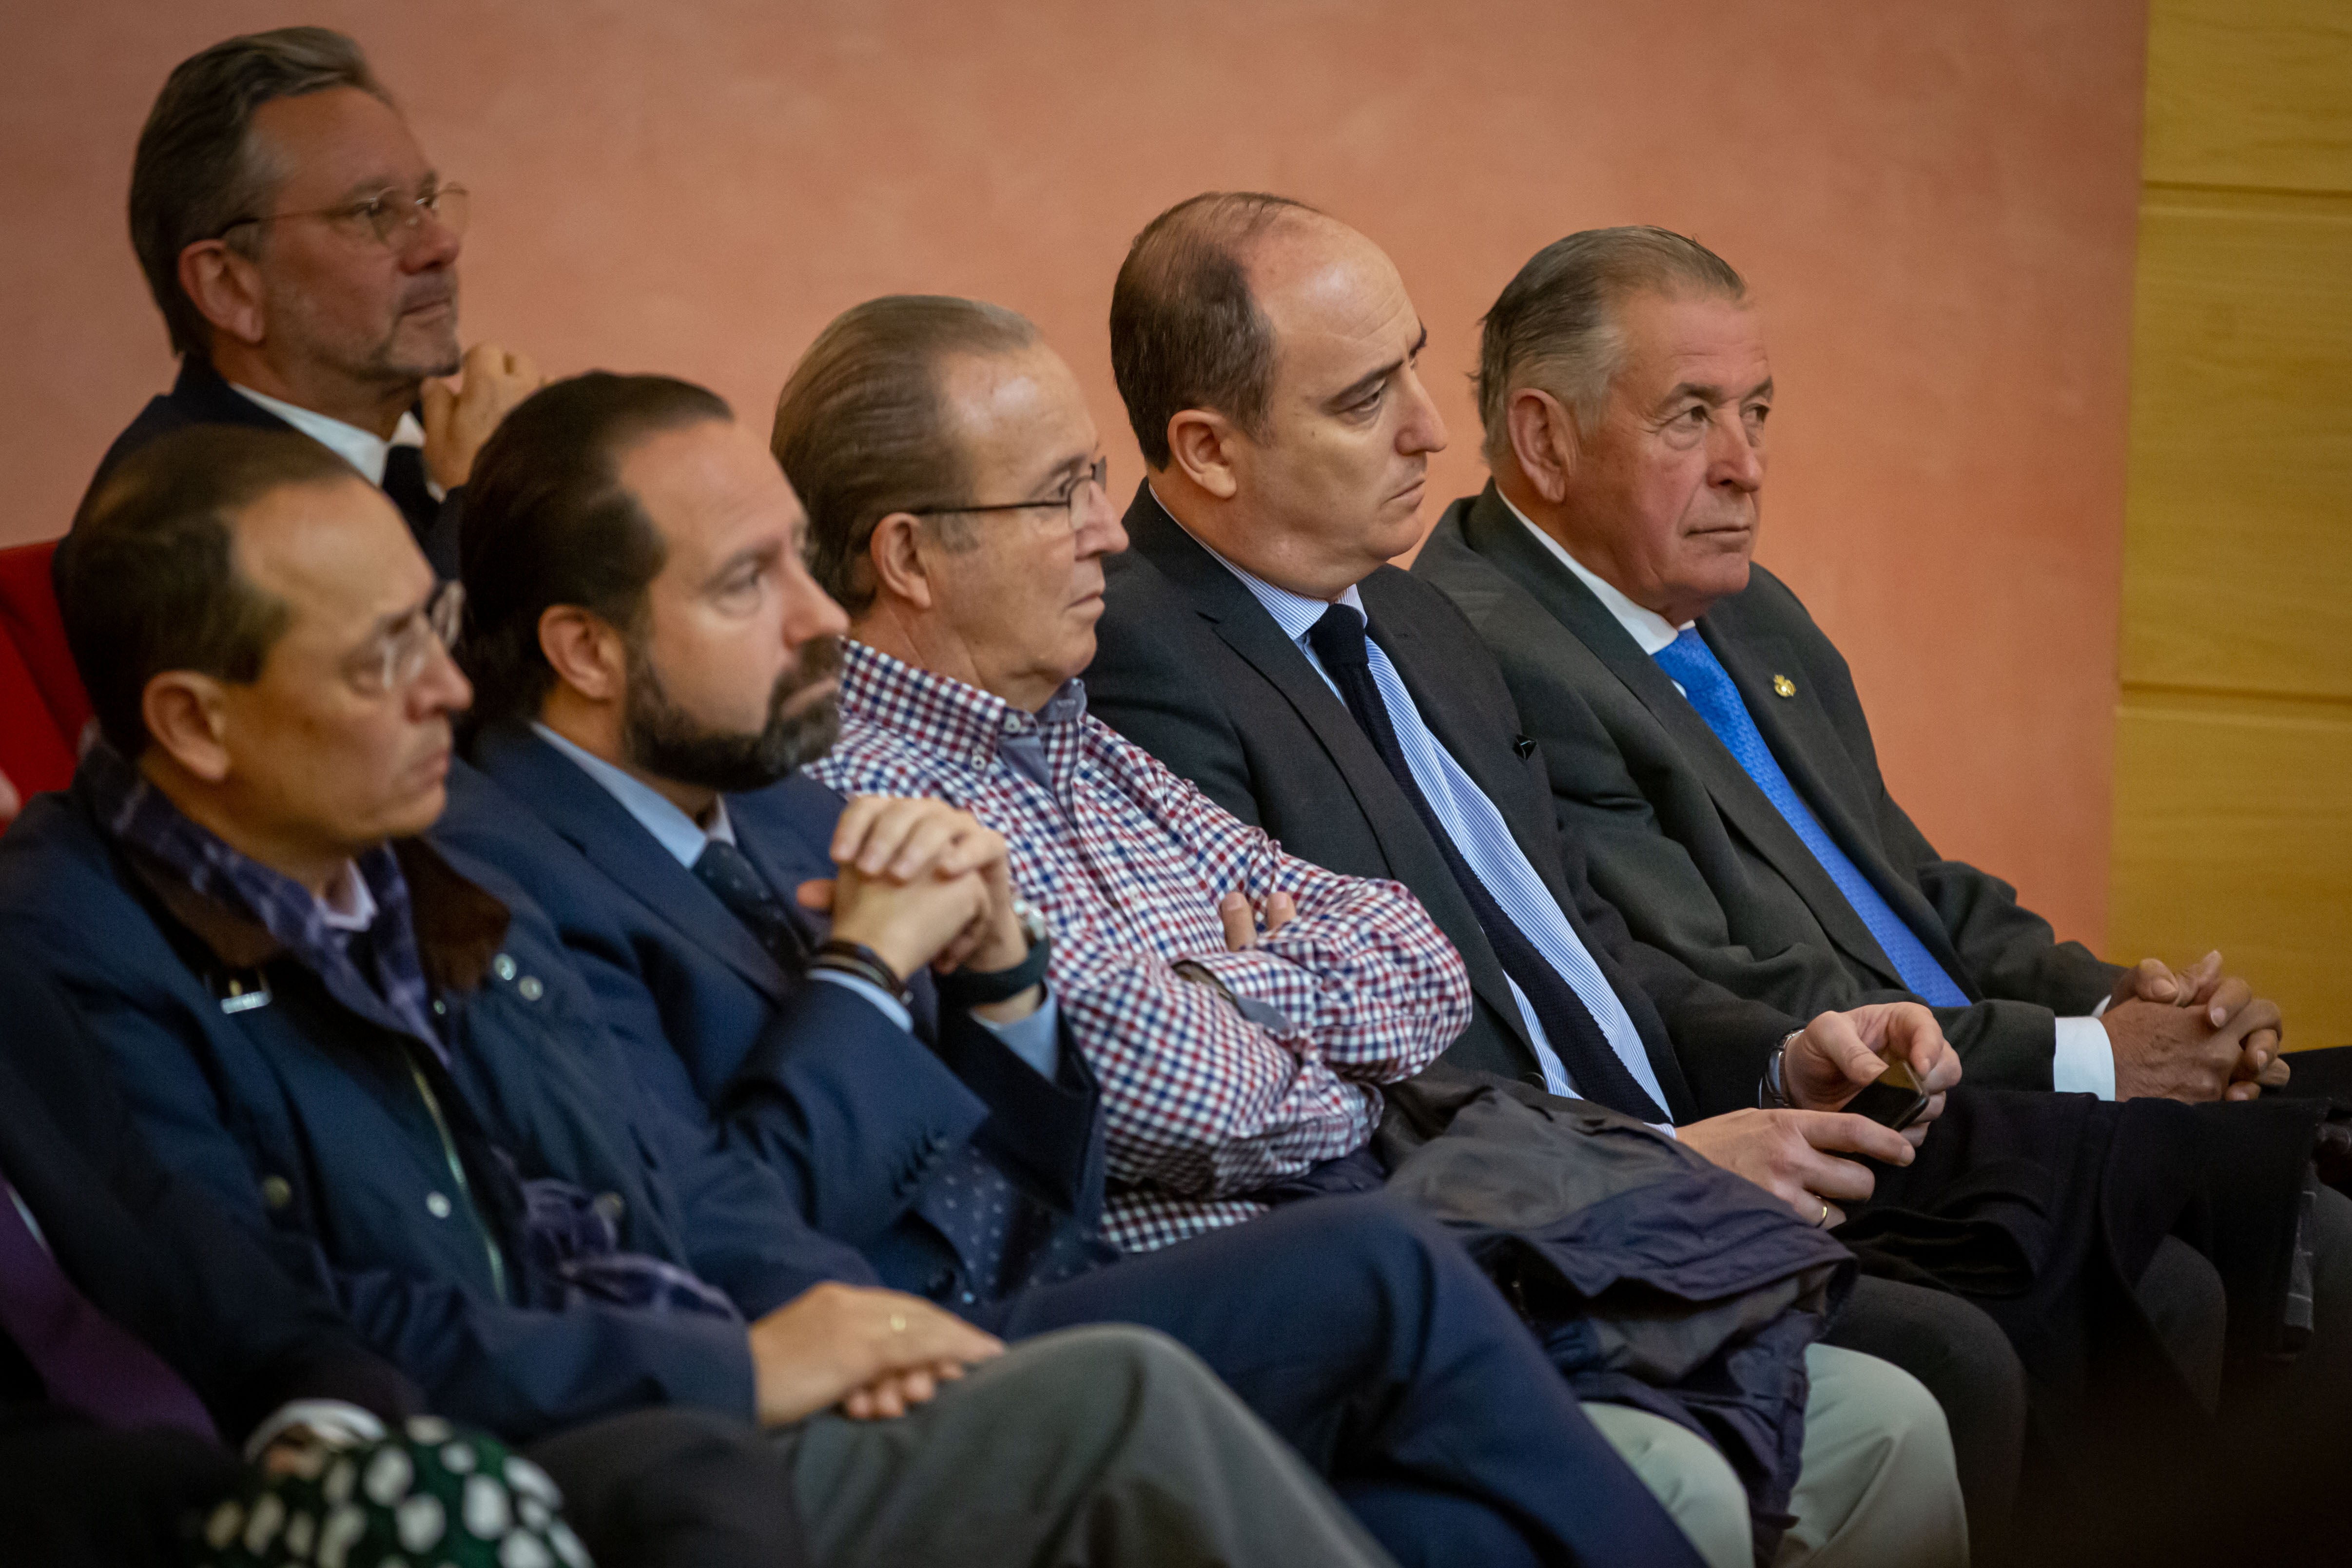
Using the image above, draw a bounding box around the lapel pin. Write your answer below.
[1772,675,1796,698]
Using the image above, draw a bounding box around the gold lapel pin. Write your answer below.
[1772,675,1796,698]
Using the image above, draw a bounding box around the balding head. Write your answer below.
[1108,192,1327,469]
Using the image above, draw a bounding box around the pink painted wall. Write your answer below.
[0,0,2146,946]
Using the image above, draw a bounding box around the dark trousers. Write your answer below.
[530,1407,805,1568]
[989,1192,1706,1568]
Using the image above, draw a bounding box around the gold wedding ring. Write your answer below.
[1815,1200,1832,1229]
[888,1312,908,1333]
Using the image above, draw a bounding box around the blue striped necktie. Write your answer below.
[1652,629,1969,1007]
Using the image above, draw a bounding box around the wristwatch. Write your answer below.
[940,896,1051,1009]
[1759,1029,1803,1108]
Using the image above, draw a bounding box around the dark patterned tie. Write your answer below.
[0,1181,217,1439]
[692,839,811,970]
[1306,603,1668,1122]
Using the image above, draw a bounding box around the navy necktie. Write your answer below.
[0,1181,217,1440]
[692,838,810,970]
[1652,628,1968,1007]
[1307,604,1668,1122]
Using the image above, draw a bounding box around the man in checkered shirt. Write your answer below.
[779,299,1474,1255]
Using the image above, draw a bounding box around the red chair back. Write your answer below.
[0,539,90,803]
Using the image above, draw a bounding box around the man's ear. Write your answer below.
[177,240,268,349]
[865,512,938,612]
[1506,387,1580,505]
[1164,410,1241,501]
[141,673,234,784]
[537,606,626,703]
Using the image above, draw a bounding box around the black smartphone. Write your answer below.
[1842,1058,1930,1132]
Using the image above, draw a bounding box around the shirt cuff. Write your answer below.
[808,968,913,1033]
[2052,1014,2117,1099]
[242,1399,388,1462]
[973,992,1062,1078]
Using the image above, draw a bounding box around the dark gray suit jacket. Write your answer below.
[1084,484,1798,1119]
[1412,483,2122,1092]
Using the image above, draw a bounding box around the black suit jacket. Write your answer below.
[1084,484,1797,1119]
[84,358,464,577]
[0,951,422,1563]
[1412,484,2123,1092]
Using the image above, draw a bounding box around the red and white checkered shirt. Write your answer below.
[810,641,1471,1252]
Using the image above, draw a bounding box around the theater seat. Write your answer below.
[0,540,90,807]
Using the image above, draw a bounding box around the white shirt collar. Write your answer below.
[316,859,380,932]
[1147,484,1367,645]
[530,721,738,870]
[1495,491,1688,655]
[228,384,427,489]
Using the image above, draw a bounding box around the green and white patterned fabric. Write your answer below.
[191,1417,593,1568]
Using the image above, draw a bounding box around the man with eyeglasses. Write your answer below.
[84,26,537,578]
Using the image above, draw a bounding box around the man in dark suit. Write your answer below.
[83,27,538,575]
[1411,225,2283,1105]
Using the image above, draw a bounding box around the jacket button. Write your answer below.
[260,1175,293,1210]
[492,954,518,982]
[425,1191,453,1219]
[430,999,447,1016]
[517,976,544,1002]
[592,1191,626,1223]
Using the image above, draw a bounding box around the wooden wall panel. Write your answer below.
[2114,0,2352,1047]
[2142,0,2352,192]
[2120,199,2352,699]
[2109,700,2352,1047]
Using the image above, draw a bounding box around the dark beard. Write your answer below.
[620,635,843,794]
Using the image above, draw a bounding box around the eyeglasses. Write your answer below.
[218,182,470,250]
[909,455,1108,535]
[345,580,464,697]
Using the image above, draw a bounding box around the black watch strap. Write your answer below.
[941,928,1051,1009]
[811,939,910,1004]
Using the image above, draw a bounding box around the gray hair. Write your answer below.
[1475,227,1746,465]
[130,27,391,359]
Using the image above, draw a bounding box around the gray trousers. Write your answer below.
[1587,1344,1967,1568]
[777,1324,1397,1568]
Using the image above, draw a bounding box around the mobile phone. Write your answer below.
[1842,1058,1930,1132]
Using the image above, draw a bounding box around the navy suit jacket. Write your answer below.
[442,723,1108,1306]
[84,359,464,578]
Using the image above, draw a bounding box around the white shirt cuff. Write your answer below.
[809,968,913,1033]
[242,1399,388,1461]
[2051,1014,2117,1099]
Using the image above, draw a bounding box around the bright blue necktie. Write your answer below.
[1652,629,1969,1007]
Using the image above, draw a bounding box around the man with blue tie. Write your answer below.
[1405,223,2352,1561]
[1411,225,2287,1106]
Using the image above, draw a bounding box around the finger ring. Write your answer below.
[888,1313,908,1334]
[1816,1200,1832,1229]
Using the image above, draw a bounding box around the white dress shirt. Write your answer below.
[528,724,1061,1075]
[229,384,441,499]
[1497,493,2115,1098]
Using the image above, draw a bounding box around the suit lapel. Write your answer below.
[1705,624,1976,991]
[1461,493,1907,988]
[1122,491,1538,1059]
[469,724,789,1003]
[169,359,306,433]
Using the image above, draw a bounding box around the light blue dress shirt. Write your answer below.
[528,724,1061,1075]
[1175,521,1673,1119]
